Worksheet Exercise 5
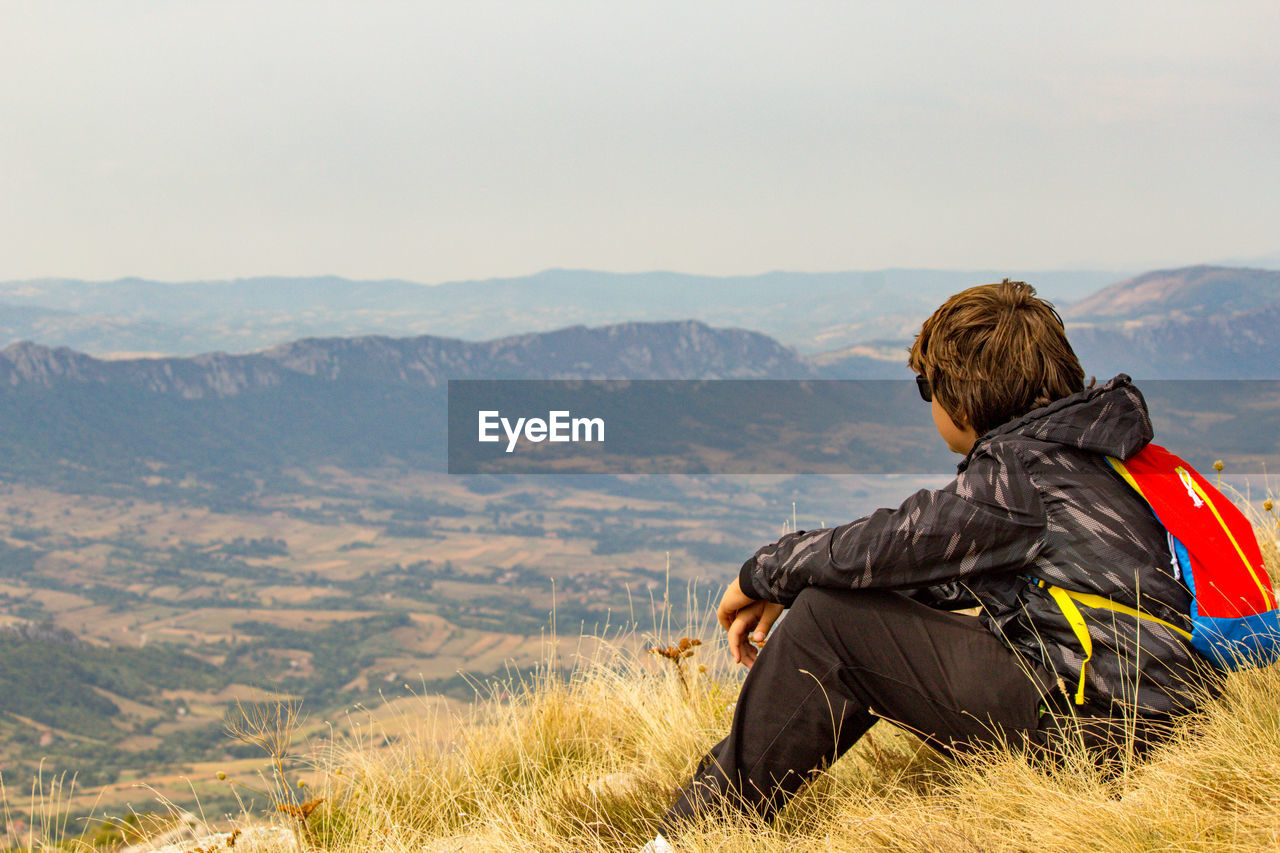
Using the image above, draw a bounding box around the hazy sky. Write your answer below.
[3,1,1278,283]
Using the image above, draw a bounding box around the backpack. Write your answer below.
[1039,443,1280,704]
[1105,443,1280,670]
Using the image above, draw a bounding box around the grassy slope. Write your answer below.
[297,502,1280,853]
[11,504,1280,852]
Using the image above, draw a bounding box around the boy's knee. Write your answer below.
[784,586,845,631]
[790,586,897,621]
[777,588,907,654]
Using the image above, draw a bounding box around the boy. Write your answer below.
[660,280,1210,827]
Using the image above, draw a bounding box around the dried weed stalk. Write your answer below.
[648,636,703,699]
[222,698,319,850]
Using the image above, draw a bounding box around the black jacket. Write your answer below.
[738,375,1208,713]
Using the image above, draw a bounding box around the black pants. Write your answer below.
[662,587,1060,826]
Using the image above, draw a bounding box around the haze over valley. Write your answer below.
[1,263,1278,824]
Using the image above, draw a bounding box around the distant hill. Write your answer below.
[3,313,1277,488]
[260,320,814,385]
[8,265,1278,374]
[0,320,812,394]
[813,266,1280,380]
[1068,302,1280,379]
[1064,266,1280,323]
[5,263,1279,488]
[0,302,68,323]
[1055,266,1280,379]
[810,340,913,379]
[0,269,1120,356]
[0,321,822,484]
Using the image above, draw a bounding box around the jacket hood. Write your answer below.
[959,374,1153,471]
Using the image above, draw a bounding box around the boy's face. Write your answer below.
[931,397,978,455]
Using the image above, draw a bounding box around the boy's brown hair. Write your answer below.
[908,280,1086,437]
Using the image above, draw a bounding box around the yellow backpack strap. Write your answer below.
[1059,588,1193,642]
[1045,584,1093,705]
[1038,580,1196,706]
[1105,455,1146,500]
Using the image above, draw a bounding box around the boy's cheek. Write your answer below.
[931,398,977,454]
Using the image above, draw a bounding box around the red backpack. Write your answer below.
[1041,443,1279,704]
[1106,444,1280,669]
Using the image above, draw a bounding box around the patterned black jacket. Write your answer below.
[738,374,1208,714]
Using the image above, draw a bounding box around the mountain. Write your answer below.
[1053,266,1280,379]
[0,321,825,484]
[7,264,1275,374]
[0,269,1120,356]
[1069,303,1280,380]
[259,320,814,385]
[4,311,1277,489]
[0,320,812,395]
[1064,266,1280,323]
[815,265,1280,381]
[7,262,1280,488]
[810,340,913,379]
[0,302,68,323]
[804,267,1280,380]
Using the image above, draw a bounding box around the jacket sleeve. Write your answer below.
[738,445,1047,607]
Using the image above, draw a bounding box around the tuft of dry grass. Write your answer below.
[303,625,735,851]
[0,764,80,851]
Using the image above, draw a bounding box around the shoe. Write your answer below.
[638,833,676,853]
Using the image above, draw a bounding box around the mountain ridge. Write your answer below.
[1063,265,1280,323]
[0,320,816,397]
[6,264,1276,364]
[0,268,1122,357]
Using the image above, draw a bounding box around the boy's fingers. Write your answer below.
[726,617,744,663]
[717,579,751,631]
[751,603,784,643]
[716,571,762,630]
[726,607,759,665]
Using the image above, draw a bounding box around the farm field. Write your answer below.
[0,465,918,824]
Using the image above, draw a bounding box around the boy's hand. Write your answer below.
[718,579,784,668]
[717,578,756,630]
[729,601,785,668]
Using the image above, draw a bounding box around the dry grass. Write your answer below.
[295,649,1280,853]
[291,510,1280,853]
[11,508,1280,852]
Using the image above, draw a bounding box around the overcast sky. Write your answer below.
[2,1,1277,284]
